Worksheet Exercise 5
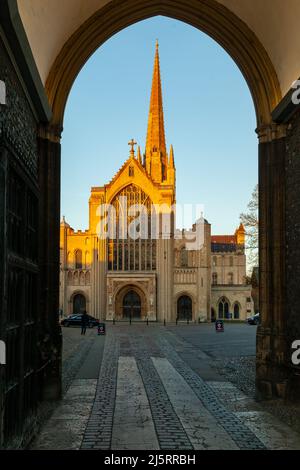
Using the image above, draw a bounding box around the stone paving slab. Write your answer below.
[31,325,300,450]
[152,357,239,450]
[112,356,159,450]
[208,381,300,450]
[31,379,97,450]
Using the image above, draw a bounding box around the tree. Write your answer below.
[240,184,258,272]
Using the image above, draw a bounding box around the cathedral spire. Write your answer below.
[145,41,167,181]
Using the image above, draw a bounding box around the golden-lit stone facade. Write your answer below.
[59,44,253,322]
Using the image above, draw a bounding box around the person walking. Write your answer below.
[81,310,89,335]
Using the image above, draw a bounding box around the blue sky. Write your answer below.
[61,16,257,234]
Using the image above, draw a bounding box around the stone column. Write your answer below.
[256,123,288,399]
[284,110,300,400]
[38,124,62,400]
[156,210,174,322]
[98,236,107,320]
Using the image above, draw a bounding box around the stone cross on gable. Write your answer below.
[128,138,137,157]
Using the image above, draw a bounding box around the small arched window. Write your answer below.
[75,249,82,269]
[234,303,240,319]
[229,256,233,267]
[228,272,234,285]
[212,272,218,285]
[213,256,217,267]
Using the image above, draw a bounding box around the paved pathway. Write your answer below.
[31,324,300,450]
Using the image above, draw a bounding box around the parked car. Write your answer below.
[246,312,260,325]
[61,314,99,328]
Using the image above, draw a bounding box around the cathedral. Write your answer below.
[59,43,254,323]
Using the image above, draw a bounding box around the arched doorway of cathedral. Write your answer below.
[114,285,147,321]
[72,293,86,314]
[211,308,216,323]
[123,290,141,319]
[177,295,193,321]
[41,0,292,399]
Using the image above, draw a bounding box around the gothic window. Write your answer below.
[129,166,134,177]
[213,256,217,267]
[218,297,229,319]
[75,249,82,269]
[229,256,233,267]
[228,272,234,284]
[212,272,218,285]
[108,184,156,272]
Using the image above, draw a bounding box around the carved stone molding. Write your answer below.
[256,122,287,143]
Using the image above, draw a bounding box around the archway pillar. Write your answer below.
[38,123,62,400]
[256,122,293,400]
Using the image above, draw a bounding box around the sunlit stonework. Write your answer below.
[59,43,253,322]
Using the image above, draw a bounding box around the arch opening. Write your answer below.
[45,1,281,130]
[73,293,86,314]
[177,295,193,321]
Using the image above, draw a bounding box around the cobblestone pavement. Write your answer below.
[32,324,300,450]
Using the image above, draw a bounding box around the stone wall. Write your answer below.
[285,109,300,360]
[0,30,61,447]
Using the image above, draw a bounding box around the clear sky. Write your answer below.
[61,16,257,234]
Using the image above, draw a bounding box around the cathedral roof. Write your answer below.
[107,152,148,187]
[211,235,236,244]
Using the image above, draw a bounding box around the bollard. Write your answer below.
[164,318,166,326]
[176,317,178,325]
[198,317,200,324]
[130,316,132,325]
[187,318,189,325]
[113,317,115,325]
[146,318,149,326]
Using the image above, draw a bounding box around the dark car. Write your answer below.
[246,312,260,325]
[61,314,99,328]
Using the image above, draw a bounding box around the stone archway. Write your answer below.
[37,0,294,399]
[177,295,193,321]
[73,293,86,314]
[123,290,142,319]
[45,0,281,129]
[114,284,147,320]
